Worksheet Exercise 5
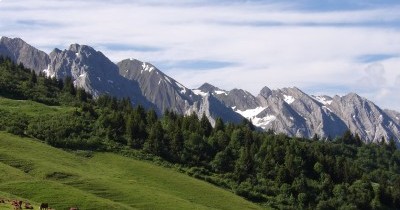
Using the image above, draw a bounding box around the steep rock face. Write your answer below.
[268,87,348,138]
[118,59,200,114]
[196,83,260,111]
[385,109,400,125]
[234,87,347,138]
[47,44,149,106]
[203,82,398,143]
[256,96,308,135]
[0,37,50,73]
[218,89,260,111]
[329,93,400,143]
[117,59,243,124]
[185,94,244,126]
[197,83,222,93]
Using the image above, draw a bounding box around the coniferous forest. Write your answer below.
[0,57,400,209]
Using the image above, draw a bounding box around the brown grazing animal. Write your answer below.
[24,202,33,209]
[11,200,21,209]
[39,203,48,210]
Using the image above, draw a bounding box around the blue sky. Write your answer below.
[1,0,400,111]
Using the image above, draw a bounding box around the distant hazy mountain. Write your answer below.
[1,36,399,144]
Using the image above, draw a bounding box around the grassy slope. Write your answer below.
[0,97,74,117]
[0,98,264,210]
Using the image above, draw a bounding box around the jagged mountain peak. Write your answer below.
[0,36,50,73]
[274,87,306,105]
[335,93,371,108]
[258,86,306,105]
[48,42,118,77]
[279,86,302,92]
[289,88,308,99]
[343,92,360,98]
[259,86,273,98]
[229,88,255,98]
[51,48,62,54]
[68,43,99,55]
[117,59,242,124]
[311,95,333,105]
[118,58,199,114]
[118,58,177,86]
[198,83,223,93]
[119,58,160,75]
[44,42,149,103]
[275,86,305,96]
[0,36,25,45]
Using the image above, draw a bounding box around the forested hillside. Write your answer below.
[0,57,400,209]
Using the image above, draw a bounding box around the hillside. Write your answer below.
[0,132,263,210]
[0,58,400,209]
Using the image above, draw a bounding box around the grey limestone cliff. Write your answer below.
[118,59,200,114]
[200,82,400,144]
[0,37,50,73]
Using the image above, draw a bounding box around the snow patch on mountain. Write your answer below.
[322,106,333,113]
[313,95,333,105]
[42,65,55,78]
[141,62,154,72]
[253,115,277,128]
[175,82,187,94]
[235,106,266,119]
[164,76,171,84]
[233,106,275,128]
[214,90,228,95]
[193,89,207,97]
[283,95,295,104]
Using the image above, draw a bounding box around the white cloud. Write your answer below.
[352,58,400,111]
[1,0,400,110]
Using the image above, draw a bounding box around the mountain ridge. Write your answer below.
[1,36,399,144]
[197,82,400,143]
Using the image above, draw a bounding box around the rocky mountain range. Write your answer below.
[1,36,399,144]
[197,84,400,143]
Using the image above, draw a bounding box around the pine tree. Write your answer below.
[63,76,76,95]
[200,113,212,137]
[30,70,37,84]
[214,117,225,132]
[143,121,164,156]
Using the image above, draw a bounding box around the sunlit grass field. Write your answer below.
[0,97,74,117]
[0,132,263,210]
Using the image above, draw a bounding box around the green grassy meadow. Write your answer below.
[0,132,263,210]
[0,97,74,117]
